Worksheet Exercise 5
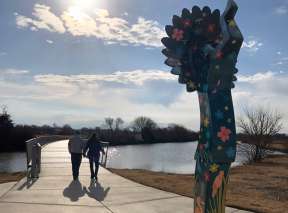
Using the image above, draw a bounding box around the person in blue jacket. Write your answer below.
[83,133,105,181]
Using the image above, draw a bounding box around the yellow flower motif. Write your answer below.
[209,163,219,173]
[203,117,209,127]
[228,20,236,28]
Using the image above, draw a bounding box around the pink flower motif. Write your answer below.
[182,19,192,27]
[172,28,184,41]
[204,171,210,182]
[207,24,215,32]
[215,50,223,59]
[217,126,231,142]
[199,144,205,150]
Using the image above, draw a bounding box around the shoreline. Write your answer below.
[110,154,288,213]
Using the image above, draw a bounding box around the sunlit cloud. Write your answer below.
[15,4,66,33]
[15,4,165,47]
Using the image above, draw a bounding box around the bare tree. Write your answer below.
[115,117,124,130]
[237,106,283,163]
[131,116,157,133]
[104,117,114,131]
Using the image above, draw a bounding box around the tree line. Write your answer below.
[1,105,286,165]
[0,107,198,152]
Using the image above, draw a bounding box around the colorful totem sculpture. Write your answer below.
[161,0,243,212]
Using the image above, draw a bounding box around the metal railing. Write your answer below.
[25,135,69,180]
[99,141,110,167]
[26,136,110,180]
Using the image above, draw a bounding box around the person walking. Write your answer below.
[68,131,84,181]
[83,133,105,181]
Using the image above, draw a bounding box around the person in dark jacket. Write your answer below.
[83,133,105,180]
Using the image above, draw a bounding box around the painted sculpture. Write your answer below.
[161,0,243,212]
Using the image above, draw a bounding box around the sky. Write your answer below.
[0,0,288,132]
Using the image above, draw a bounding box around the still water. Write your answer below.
[0,142,246,174]
[0,152,26,172]
[106,142,246,174]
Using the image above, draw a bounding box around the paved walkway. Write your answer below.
[0,140,252,213]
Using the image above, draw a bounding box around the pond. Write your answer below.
[106,141,247,174]
[0,141,247,174]
[0,152,26,172]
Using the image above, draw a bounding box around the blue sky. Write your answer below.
[0,0,288,132]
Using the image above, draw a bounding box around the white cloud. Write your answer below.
[1,68,287,132]
[34,70,176,86]
[46,39,54,44]
[241,39,263,53]
[237,71,276,83]
[0,68,30,75]
[15,4,165,47]
[275,6,288,15]
[15,4,66,33]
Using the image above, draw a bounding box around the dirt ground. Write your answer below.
[0,172,25,184]
[110,154,288,213]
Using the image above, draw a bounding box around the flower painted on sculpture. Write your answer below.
[199,144,205,151]
[215,50,223,59]
[217,126,231,142]
[228,20,236,28]
[207,24,215,32]
[195,197,205,213]
[209,163,219,173]
[182,19,192,27]
[204,171,210,182]
[172,28,184,41]
[203,117,209,127]
[212,171,224,197]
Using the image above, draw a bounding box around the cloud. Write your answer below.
[237,71,276,83]
[0,68,30,75]
[34,70,176,86]
[15,4,66,33]
[46,39,54,44]
[1,68,287,132]
[275,6,288,15]
[15,4,165,47]
[241,39,263,53]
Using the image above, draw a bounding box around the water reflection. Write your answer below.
[106,142,246,174]
[0,152,26,172]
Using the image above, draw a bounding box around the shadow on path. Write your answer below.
[63,180,85,202]
[84,180,110,201]
[17,178,37,190]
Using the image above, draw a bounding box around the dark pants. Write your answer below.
[71,153,82,179]
[89,156,100,178]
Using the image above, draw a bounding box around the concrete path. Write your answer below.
[0,140,252,213]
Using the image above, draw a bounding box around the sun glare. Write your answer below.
[71,0,96,11]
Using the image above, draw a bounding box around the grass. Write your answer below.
[0,172,25,184]
[110,154,288,213]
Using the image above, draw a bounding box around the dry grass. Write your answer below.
[110,154,288,213]
[0,172,25,184]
